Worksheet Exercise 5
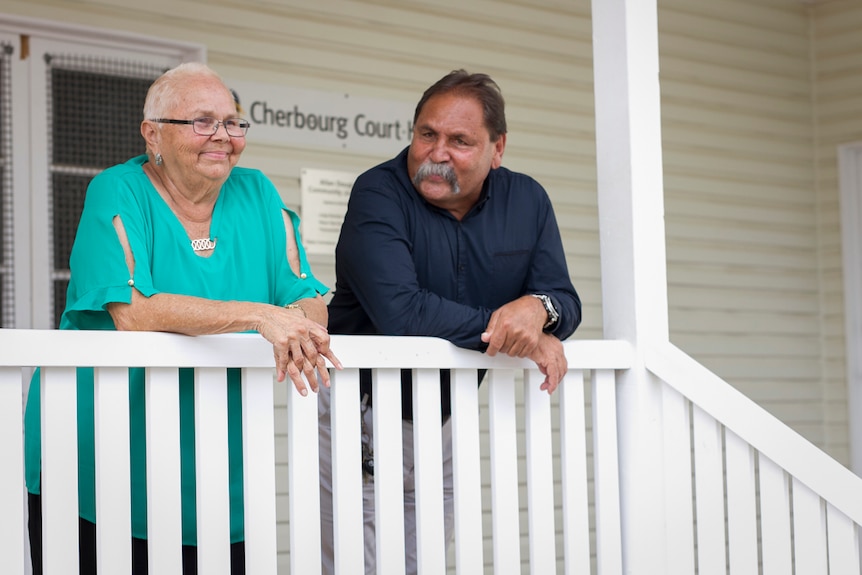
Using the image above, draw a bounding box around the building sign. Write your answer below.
[299,168,357,255]
[226,78,414,155]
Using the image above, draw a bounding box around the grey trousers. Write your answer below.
[317,386,455,575]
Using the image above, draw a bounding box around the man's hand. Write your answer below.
[481,295,547,358]
[529,333,567,394]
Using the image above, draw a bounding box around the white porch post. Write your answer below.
[591,1,671,573]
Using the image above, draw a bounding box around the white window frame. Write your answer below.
[0,14,204,328]
[0,32,28,328]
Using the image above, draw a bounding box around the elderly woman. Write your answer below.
[23,62,340,574]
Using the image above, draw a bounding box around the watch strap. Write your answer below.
[531,293,559,331]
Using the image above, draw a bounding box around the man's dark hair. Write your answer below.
[413,69,507,141]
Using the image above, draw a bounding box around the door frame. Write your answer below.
[0,13,204,328]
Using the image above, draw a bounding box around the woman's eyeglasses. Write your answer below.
[151,117,250,137]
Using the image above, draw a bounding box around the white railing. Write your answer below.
[645,343,862,574]
[0,330,632,575]
[3,330,861,574]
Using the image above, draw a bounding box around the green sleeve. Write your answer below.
[61,166,153,329]
[280,206,329,303]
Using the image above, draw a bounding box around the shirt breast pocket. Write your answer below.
[491,249,531,301]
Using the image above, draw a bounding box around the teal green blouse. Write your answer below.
[24,155,328,545]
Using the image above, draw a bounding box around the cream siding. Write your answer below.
[3,0,862,570]
[812,0,862,470]
[656,1,833,454]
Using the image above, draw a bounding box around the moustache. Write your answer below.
[413,161,460,195]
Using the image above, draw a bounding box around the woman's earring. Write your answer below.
[155,153,163,166]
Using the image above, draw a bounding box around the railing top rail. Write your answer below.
[0,330,633,371]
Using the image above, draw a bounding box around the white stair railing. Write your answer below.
[646,343,862,574]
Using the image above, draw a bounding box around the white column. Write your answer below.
[591,0,670,573]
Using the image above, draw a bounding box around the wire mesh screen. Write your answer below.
[0,43,14,327]
[46,54,165,327]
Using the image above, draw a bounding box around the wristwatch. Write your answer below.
[531,294,559,331]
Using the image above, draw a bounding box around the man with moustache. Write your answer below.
[319,69,581,574]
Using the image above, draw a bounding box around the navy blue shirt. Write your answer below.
[328,147,581,417]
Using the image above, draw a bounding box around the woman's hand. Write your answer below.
[257,304,343,396]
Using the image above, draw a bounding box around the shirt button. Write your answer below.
[128,279,135,286]
[300,273,307,279]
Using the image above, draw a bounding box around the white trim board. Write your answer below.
[838,142,862,477]
[0,13,205,60]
